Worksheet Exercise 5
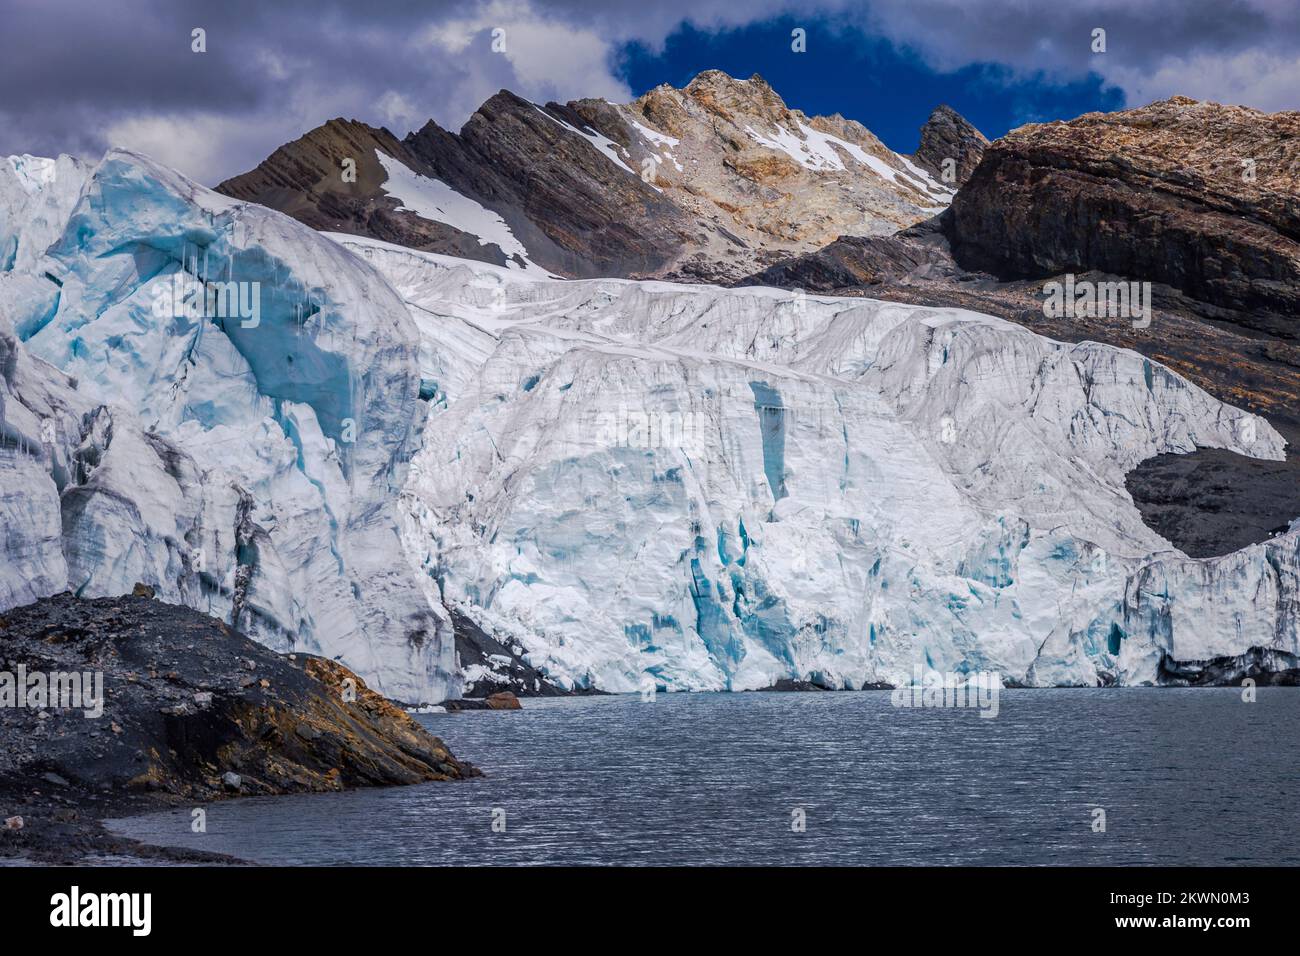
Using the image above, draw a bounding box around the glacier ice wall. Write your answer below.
[338,235,1297,691]
[0,152,454,703]
[4,147,1294,700]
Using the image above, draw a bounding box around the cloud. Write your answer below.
[1105,48,1300,112]
[98,113,296,187]
[414,0,632,113]
[0,0,1296,185]
[856,0,1300,111]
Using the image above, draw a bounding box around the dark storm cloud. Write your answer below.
[1,0,1296,183]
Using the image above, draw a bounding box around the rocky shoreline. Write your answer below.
[0,589,478,865]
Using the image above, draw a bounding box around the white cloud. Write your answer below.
[1105,49,1300,112]
[376,91,424,132]
[415,0,631,107]
[100,113,296,185]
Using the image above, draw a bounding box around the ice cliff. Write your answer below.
[3,146,1296,699]
[337,236,1297,691]
[0,151,454,703]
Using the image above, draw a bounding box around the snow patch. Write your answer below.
[374,151,546,275]
[742,121,953,207]
[533,105,637,175]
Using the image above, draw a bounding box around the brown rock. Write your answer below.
[948,96,1300,336]
[912,104,989,187]
[0,592,480,807]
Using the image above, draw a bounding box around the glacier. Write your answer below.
[3,146,1298,700]
[334,235,1298,692]
[0,150,455,703]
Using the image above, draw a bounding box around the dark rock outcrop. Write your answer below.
[450,607,568,698]
[754,678,833,692]
[1124,447,1300,557]
[743,214,961,289]
[1158,647,1300,686]
[912,104,989,187]
[0,590,476,804]
[440,691,522,712]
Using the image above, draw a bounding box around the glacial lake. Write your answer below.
[107,688,1300,865]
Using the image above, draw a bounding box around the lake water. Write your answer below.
[107,688,1300,865]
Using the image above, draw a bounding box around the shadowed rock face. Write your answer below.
[948,96,1300,336]
[407,90,696,278]
[0,591,476,804]
[1125,447,1300,558]
[912,105,989,187]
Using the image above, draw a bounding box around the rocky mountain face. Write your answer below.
[749,97,1300,342]
[217,71,961,282]
[948,96,1300,335]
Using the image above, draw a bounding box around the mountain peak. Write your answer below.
[678,69,788,119]
[217,70,959,282]
[913,104,989,186]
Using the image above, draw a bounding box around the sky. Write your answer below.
[1,0,1297,185]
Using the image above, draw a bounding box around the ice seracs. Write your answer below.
[0,149,455,703]
[0,154,89,274]
[4,145,1296,699]
[341,234,1296,691]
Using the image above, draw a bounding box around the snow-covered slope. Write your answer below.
[0,151,455,703]
[373,151,551,277]
[338,234,1298,691]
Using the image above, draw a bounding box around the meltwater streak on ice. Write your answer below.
[106,689,1300,866]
